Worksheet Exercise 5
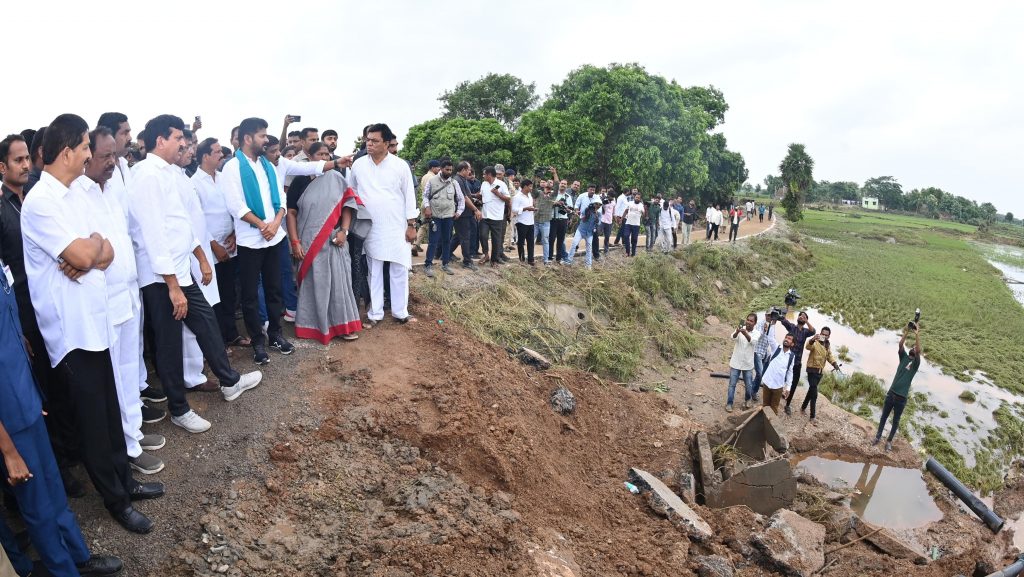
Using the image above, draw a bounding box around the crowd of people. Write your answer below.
[0,109,786,576]
[726,305,923,452]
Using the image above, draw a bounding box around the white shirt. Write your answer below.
[71,175,137,327]
[481,179,509,221]
[175,168,220,305]
[129,155,200,288]
[221,153,326,250]
[659,207,678,229]
[512,193,535,225]
[105,157,133,213]
[712,209,724,226]
[705,207,714,223]
[761,348,796,390]
[614,193,628,217]
[623,201,645,226]
[284,150,309,187]
[192,169,235,258]
[21,172,111,366]
[348,153,417,268]
[729,328,762,371]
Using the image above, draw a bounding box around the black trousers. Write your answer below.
[482,219,503,264]
[784,360,804,408]
[550,218,568,261]
[515,223,535,263]
[59,349,132,514]
[729,223,739,241]
[801,370,823,419]
[711,223,720,240]
[238,243,283,346]
[454,216,476,264]
[214,258,240,343]
[591,228,600,260]
[23,324,77,467]
[141,282,240,418]
[348,234,370,305]
[478,219,490,257]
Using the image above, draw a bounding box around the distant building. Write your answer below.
[862,197,880,210]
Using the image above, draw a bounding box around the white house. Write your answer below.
[862,197,880,210]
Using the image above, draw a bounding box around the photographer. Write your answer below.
[726,313,761,412]
[753,309,782,389]
[800,327,841,423]
[761,333,797,414]
[873,324,922,451]
[781,310,816,415]
[549,168,571,263]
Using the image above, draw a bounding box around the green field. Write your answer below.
[772,208,1024,393]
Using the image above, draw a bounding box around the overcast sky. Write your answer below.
[6,0,1022,215]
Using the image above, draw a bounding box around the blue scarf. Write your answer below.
[235,149,279,225]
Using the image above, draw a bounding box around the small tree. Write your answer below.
[1005,212,1015,223]
[778,144,814,221]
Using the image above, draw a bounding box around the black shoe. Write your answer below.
[112,507,153,534]
[268,334,294,355]
[139,385,166,403]
[61,467,86,498]
[77,554,124,575]
[141,404,166,424]
[129,481,165,501]
[253,343,270,365]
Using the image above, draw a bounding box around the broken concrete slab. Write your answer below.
[752,509,825,577]
[693,554,734,577]
[628,468,713,541]
[732,408,788,460]
[706,458,797,515]
[694,432,718,496]
[852,516,929,565]
[519,347,552,369]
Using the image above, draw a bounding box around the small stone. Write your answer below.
[216,564,229,573]
[694,555,734,577]
[550,385,577,416]
[704,315,720,326]
[761,276,773,288]
[235,511,246,520]
[714,280,724,291]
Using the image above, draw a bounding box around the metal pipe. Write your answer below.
[985,553,1024,577]
[925,457,1004,533]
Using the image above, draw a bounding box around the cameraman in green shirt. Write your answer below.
[873,325,922,451]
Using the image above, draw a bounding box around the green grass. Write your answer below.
[959,390,977,402]
[773,208,1024,393]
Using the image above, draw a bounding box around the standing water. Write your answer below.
[792,453,943,529]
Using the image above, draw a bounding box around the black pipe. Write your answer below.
[925,457,1004,533]
[984,553,1024,577]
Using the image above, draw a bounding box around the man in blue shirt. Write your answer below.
[0,263,122,576]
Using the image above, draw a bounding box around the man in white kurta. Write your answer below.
[347,124,417,323]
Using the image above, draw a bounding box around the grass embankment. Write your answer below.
[417,236,806,381]
[781,208,1024,393]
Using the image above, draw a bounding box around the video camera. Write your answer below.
[768,306,786,321]
[908,308,921,330]
[784,288,801,307]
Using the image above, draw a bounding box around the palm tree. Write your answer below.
[779,144,814,221]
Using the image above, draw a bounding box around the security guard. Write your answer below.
[0,261,122,576]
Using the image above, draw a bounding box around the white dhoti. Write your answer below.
[110,303,144,458]
[183,326,207,388]
[368,257,409,321]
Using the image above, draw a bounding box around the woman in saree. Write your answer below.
[294,170,365,343]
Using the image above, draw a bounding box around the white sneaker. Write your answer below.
[171,410,211,433]
[283,309,296,323]
[222,371,263,402]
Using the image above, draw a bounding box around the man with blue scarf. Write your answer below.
[221,118,350,364]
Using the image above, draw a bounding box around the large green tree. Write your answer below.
[698,133,747,205]
[862,176,903,210]
[439,73,538,130]
[518,63,715,194]
[400,118,528,176]
[778,144,814,221]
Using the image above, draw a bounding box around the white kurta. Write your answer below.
[175,168,220,306]
[349,153,417,269]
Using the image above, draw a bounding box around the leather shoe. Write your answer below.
[129,481,165,501]
[112,506,153,534]
[186,380,220,393]
[77,554,124,575]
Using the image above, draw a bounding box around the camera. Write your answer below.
[908,308,921,330]
[784,288,801,307]
[534,167,547,176]
[769,306,786,321]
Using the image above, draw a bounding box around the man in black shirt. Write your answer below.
[780,310,816,415]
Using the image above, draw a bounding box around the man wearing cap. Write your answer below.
[415,160,441,255]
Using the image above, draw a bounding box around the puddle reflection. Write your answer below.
[793,453,943,529]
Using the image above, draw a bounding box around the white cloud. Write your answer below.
[4,0,1021,215]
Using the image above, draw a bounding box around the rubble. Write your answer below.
[695,432,718,496]
[851,515,929,565]
[706,458,797,515]
[519,347,552,369]
[628,468,713,541]
[549,385,577,415]
[751,509,825,577]
[693,554,735,577]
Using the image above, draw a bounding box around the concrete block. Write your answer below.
[852,516,929,565]
[751,509,825,577]
[706,459,796,515]
[695,432,717,496]
[628,468,713,541]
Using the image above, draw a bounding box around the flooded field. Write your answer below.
[793,453,943,530]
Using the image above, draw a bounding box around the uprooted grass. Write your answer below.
[417,237,808,381]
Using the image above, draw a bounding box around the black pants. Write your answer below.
[141,282,240,418]
[59,349,133,514]
[238,243,283,346]
[482,219,503,264]
[801,370,823,419]
[729,223,739,242]
[600,222,612,253]
[784,361,803,408]
[591,228,600,260]
[454,216,476,265]
[348,234,370,305]
[876,391,908,442]
[759,213,764,222]
[214,258,240,343]
[499,219,509,255]
[478,219,490,257]
[23,324,77,467]
[712,223,720,240]
[614,220,625,244]
[515,223,535,263]
[550,219,568,261]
